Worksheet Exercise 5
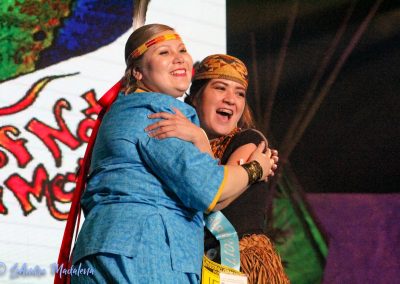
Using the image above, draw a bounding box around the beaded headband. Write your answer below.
[193,54,249,89]
[126,33,182,63]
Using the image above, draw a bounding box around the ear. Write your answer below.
[132,67,143,81]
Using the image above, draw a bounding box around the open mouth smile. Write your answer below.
[216,108,233,119]
[171,69,186,76]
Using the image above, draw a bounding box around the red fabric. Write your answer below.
[54,81,122,284]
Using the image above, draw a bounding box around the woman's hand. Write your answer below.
[268,149,279,178]
[145,107,213,156]
[247,142,276,181]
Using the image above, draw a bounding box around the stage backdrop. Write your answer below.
[0,1,226,283]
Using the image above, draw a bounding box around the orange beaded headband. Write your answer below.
[127,33,182,63]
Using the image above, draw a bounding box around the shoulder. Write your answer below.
[232,128,267,145]
[220,128,267,164]
[114,92,199,124]
[156,94,199,124]
[148,92,198,121]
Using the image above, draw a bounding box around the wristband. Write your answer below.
[241,160,263,185]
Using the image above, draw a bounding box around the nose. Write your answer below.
[173,51,184,64]
[223,90,235,105]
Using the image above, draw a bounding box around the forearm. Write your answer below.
[213,144,270,208]
[193,128,214,157]
[217,165,249,201]
[213,189,244,211]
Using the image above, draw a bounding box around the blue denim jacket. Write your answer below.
[72,92,226,275]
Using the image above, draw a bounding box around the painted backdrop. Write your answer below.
[0,1,226,283]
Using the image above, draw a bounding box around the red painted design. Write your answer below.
[45,171,76,220]
[77,90,101,142]
[26,99,82,167]
[0,126,33,168]
[0,74,76,116]
[5,164,77,220]
[5,164,48,215]
[0,151,9,168]
[81,90,102,116]
[0,74,103,220]
[0,186,7,214]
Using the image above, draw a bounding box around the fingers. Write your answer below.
[147,125,177,139]
[148,112,174,119]
[148,108,186,120]
[265,148,272,157]
[148,131,174,140]
[145,109,197,142]
[262,148,278,166]
[270,149,278,171]
[172,107,186,118]
[256,141,267,153]
[267,158,275,176]
[251,145,279,183]
[145,111,184,132]
[262,148,278,181]
[144,122,159,132]
[267,150,278,180]
[145,119,172,132]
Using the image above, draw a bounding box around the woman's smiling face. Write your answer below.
[194,78,246,139]
[135,30,193,98]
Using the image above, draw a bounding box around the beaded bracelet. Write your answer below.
[241,160,263,185]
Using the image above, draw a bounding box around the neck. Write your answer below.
[135,87,152,93]
[135,82,153,93]
[209,127,241,159]
[208,127,240,141]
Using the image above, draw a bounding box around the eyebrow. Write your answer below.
[153,42,185,50]
[211,80,245,91]
[211,80,228,86]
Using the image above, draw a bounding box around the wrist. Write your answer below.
[241,160,263,185]
[199,128,209,141]
[197,128,210,146]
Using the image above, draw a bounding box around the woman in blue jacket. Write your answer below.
[62,24,276,284]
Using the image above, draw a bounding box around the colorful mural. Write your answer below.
[0,73,102,220]
[0,1,226,282]
[0,0,133,82]
[0,0,134,222]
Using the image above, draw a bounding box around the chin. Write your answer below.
[214,129,231,137]
[176,82,190,91]
[168,92,183,98]
[170,89,186,97]
[176,88,189,96]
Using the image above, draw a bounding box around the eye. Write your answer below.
[214,84,225,91]
[159,50,169,55]
[237,92,246,98]
[178,44,187,53]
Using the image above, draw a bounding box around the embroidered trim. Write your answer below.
[210,127,241,161]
